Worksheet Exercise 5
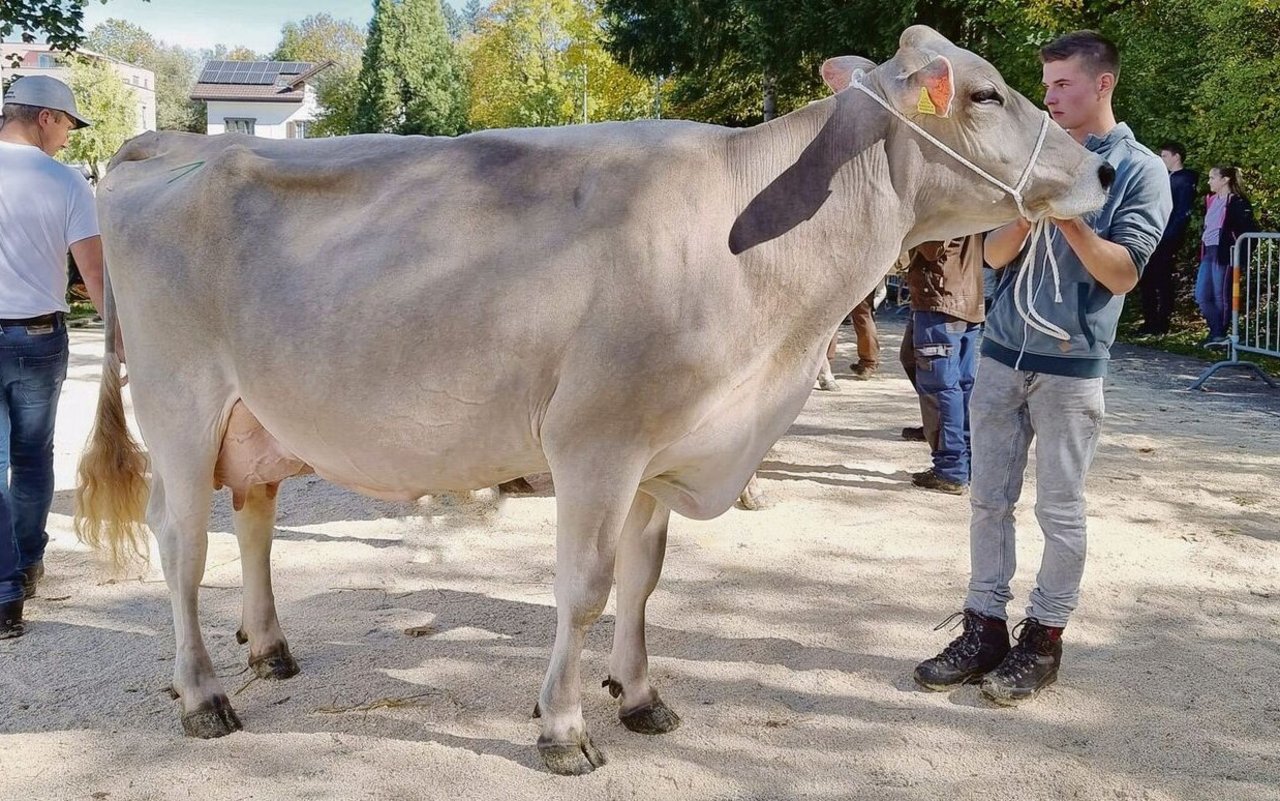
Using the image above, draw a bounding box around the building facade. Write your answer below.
[192,60,330,139]
[0,42,156,135]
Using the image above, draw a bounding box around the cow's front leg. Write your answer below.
[604,492,680,734]
[233,483,298,680]
[536,466,644,775]
[151,472,241,738]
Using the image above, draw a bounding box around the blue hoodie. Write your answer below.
[983,123,1172,378]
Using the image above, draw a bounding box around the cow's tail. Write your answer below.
[74,264,151,568]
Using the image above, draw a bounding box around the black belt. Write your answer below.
[0,313,62,327]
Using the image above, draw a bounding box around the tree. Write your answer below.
[270,13,368,137]
[442,2,465,39]
[354,0,469,136]
[466,0,652,129]
[224,45,259,61]
[463,0,490,32]
[2,1,147,65]
[60,55,137,180]
[87,19,204,132]
[271,13,366,70]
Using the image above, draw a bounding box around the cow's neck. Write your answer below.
[725,90,918,351]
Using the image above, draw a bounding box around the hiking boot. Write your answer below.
[980,618,1063,706]
[21,562,44,600]
[912,468,966,495]
[914,610,1010,691]
[850,363,878,380]
[0,599,24,640]
[901,426,926,442]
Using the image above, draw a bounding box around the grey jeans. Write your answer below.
[963,357,1105,627]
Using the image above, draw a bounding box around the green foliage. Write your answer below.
[87,19,204,132]
[271,14,367,138]
[60,54,136,179]
[355,0,469,135]
[465,0,652,129]
[2,1,142,65]
[271,13,366,70]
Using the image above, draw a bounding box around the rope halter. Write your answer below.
[853,77,1071,341]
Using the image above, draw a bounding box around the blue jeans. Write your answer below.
[0,318,69,604]
[903,310,981,485]
[1194,256,1231,338]
[964,358,1105,627]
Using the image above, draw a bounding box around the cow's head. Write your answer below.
[823,26,1111,244]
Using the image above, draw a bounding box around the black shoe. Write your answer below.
[849,363,878,380]
[901,426,926,442]
[0,599,24,640]
[21,562,44,600]
[913,610,1010,691]
[912,468,966,495]
[980,618,1063,706]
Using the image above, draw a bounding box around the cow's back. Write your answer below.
[100,125,747,495]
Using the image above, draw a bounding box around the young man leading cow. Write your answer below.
[915,31,1172,704]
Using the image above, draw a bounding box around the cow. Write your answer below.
[75,27,1111,775]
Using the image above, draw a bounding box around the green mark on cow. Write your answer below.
[167,161,206,184]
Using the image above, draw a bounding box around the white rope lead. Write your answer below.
[853,77,1071,341]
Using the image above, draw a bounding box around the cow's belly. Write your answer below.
[641,359,818,520]
[218,394,550,503]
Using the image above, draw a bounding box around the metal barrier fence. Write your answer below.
[1191,232,1280,390]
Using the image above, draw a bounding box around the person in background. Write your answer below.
[1195,165,1257,347]
[1138,142,1198,334]
[899,235,985,495]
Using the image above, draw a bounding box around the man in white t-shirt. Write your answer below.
[0,75,108,639]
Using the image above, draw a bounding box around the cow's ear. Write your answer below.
[893,53,955,118]
[820,56,877,93]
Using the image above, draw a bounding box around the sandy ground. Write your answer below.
[1,320,1278,801]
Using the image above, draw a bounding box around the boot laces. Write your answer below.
[996,619,1046,679]
[934,611,982,665]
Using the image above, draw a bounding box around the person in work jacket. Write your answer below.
[899,234,985,496]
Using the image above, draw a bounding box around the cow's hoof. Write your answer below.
[498,477,536,495]
[737,486,770,511]
[816,374,840,392]
[620,698,682,735]
[538,736,607,776]
[234,628,248,645]
[181,695,243,738]
[250,649,300,680]
[531,701,541,718]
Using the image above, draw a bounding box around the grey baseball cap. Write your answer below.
[2,75,92,129]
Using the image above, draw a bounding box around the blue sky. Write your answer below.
[82,0,465,54]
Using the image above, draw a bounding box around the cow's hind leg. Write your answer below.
[604,492,680,734]
[536,459,646,775]
[150,466,242,737]
[233,483,298,680]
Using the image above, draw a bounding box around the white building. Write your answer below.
[192,60,331,139]
[0,42,156,135]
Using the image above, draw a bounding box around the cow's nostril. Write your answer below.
[1098,162,1116,189]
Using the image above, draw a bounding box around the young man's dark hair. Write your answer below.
[1159,141,1186,162]
[1039,30,1120,78]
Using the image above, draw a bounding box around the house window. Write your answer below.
[286,120,308,139]
[225,118,256,135]
[37,54,55,68]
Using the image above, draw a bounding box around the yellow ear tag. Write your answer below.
[917,87,938,116]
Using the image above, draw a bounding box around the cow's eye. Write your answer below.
[971,88,1004,106]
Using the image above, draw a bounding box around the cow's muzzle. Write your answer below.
[1098,162,1116,190]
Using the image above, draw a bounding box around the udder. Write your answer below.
[214,400,312,510]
